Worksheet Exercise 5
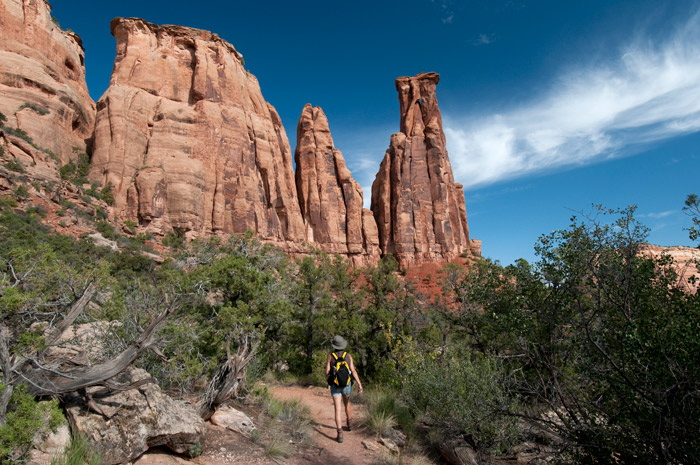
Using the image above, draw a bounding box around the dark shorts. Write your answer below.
[330,382,352,398]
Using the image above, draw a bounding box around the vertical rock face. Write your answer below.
[89,18,304,244]
[0,0,95,163]
[294,104,380,263]
[371,72,471,266]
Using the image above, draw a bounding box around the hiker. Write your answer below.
[326,335,363,443]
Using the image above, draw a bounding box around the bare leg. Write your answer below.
[343,395,352,428]
[332,395,343,430]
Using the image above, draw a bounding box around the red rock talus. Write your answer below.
[371,72,471,266]
[294,104,380,264]
[0,0,95,163]
[89,18,304,245]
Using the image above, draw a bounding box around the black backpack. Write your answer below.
[329,351,352,387]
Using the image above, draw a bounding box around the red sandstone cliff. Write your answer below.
[371,72,475,266]
[88,18,305,247]
[294,104,380,264]
[0,3,478,267]
[0,0,95,164]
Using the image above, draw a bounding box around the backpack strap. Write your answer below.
[331,352,339,361]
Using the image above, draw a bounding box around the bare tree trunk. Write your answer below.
[0,324,14,427]
[198,334,259,421]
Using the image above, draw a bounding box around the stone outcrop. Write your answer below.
[89,18,305,246]
[0,0,95,164]
[64,367,205,465]
[294,104,380,264]
[371,72,472,266]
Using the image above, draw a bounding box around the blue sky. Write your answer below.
[50,0,700,265]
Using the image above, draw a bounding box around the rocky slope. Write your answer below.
[371,72,476,266]
[0,0,95,164]
[294,104,380,264]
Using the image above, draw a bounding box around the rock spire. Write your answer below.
[371,72,473,266]
[294,104,380,264]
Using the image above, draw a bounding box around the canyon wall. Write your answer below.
[0,0,95,164]
[371,72,473,265]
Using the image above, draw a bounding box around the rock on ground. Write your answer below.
[64,367,205,465]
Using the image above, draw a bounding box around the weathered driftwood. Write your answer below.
[198,334,259,421]
[0,283,178,425]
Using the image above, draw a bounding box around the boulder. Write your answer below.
[439,438,480,465]
[64,367,205,465]
[0,0,95,164]
[209,405,256,438]
[371,72,471,266]
[28,423,70,465]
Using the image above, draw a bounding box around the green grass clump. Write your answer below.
[51,433,101,465]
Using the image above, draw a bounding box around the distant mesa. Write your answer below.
[0,0,478,268]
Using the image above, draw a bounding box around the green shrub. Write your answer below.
[0,385,64,463]
[27,204,47,218]
[13,185,29,201]
[96,221,117,240]
[3,127,33,144]
[59,162,76,180]
[162,228,186,249]
[18,102,49,116]
[0,111,6,126]
[402,351,520,455]
[0,196,18,209]
[100,182,115,205]
[59,153,89,185]
[3,159,24,173]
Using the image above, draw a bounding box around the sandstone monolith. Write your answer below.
[371,72,471,266]
[294,104,380,264]
[89,18,305,246]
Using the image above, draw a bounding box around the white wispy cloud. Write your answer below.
[445,9,700,189]
[642,210,676,219]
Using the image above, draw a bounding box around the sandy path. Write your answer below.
[271,385,379,465]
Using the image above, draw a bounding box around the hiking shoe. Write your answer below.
[347,418,352,431]
[337,429,344,443]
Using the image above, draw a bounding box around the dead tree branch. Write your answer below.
[198,333,260,421]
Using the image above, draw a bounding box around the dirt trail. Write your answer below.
[271,385,379,465]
